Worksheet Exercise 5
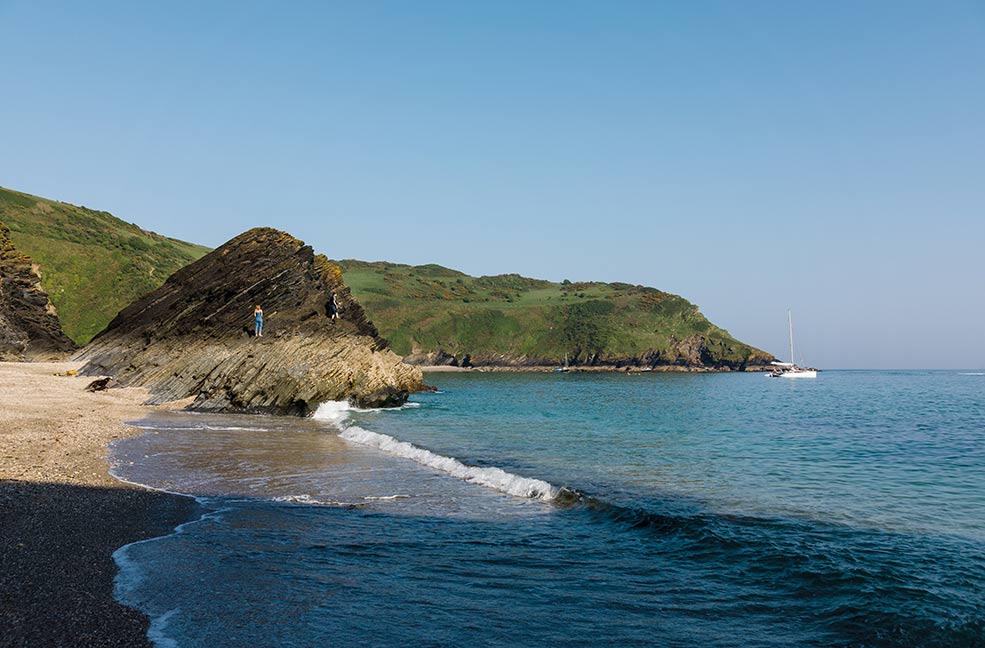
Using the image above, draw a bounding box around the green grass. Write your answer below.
[0,185,769,366]
[333,259,772,367]
[0,186,210,344]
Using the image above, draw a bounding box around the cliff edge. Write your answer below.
[78,228,423,414]
[0,222,77,361]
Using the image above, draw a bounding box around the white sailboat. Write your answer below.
[768,310,817,378]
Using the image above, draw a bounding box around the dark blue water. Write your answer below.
[111,371,985,647]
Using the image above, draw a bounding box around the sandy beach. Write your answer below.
[0,361,198,647]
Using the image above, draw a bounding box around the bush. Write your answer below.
[553,300,614,360]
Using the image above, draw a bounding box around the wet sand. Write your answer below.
[0,361,198,647]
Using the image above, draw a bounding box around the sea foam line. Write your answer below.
[313,401,560,502]
[112,499,223,648]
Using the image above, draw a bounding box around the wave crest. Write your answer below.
[314,399,560,501]
[340,426,560,501]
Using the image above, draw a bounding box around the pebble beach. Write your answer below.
[0,361,198,647]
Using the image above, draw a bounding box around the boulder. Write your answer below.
[78,228,423,415]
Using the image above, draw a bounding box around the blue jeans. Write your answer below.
[255,319,263,336]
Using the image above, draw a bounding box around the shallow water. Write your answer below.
[112,371,985,647]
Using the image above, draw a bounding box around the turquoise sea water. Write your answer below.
[111,371,985,647]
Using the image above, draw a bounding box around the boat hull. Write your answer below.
[767,369,817,378]
[780,370,816,378]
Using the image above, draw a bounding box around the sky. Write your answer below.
[1,1,982,369]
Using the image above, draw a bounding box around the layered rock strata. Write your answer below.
[0,223,77,361]
[78,228,423,414]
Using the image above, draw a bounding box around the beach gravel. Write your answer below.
[0,362,198,648]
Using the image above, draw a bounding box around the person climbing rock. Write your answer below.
[253,305,263,337]
[329,291,340,320]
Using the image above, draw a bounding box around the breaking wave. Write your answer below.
[313,401,561,501]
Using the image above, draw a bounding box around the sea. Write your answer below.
[109,370,985,647]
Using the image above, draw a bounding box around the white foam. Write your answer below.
[339,426,559,501]
[271,493,320,504]
[314,399,559,501]
[113,504,223,648]
[123,423,202,431]
[312,400,421,424]
[146,609,181,648]
[312,400,355,424]
[270,494,364,508]
[124,422,269,432]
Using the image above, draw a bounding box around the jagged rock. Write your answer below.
[402,348,460,366]
[0,222,77,361]
[78,228,424,415]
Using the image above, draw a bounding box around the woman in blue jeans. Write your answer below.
[253,305,263,337]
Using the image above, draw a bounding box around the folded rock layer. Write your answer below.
[79,228,423,414]
[0,222,77,361]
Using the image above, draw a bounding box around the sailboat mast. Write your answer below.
[788,309,794,364]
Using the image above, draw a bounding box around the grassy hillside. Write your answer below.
[0,184,769,367]
[0,186,210,344]
[334,260,772,368]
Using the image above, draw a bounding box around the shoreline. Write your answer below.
[418,364,774,373]
[0,361,199,647]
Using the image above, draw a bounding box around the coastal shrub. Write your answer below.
[561,281,595,293]
[553,300,614,361]
[449,309,523,351]
[475,273,552,291]
[325,263,344,286]
[122,236,150,252]
[639,292,666,308]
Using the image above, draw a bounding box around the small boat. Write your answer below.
[554,354,570,373]
[768,311,817,378]
[768,361,817,379]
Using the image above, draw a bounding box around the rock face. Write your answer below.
[402,335,773,371]
[78,228,424,415]
[0,223,77,361]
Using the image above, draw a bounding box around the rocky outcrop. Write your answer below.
[626,334,774,370]
[78,228,423,415]
[402,335,773,371]
[0,223,77,361]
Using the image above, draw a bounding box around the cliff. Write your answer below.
[78,228,423,414]
[0,223,77,361]
[0,186,209,344]
[334,260,774,370]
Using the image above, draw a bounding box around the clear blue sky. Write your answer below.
[2,1,983,368]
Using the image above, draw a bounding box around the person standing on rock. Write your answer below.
[253,305,263,337]
[329,291,340,321]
